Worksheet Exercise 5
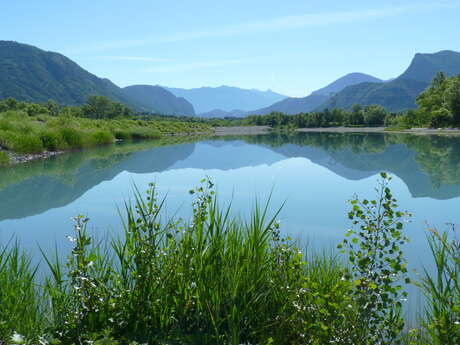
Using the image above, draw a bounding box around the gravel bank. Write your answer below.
[6,151,64,165]
[213,126,271,135]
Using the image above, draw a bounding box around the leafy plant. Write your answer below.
[338,172,411,345]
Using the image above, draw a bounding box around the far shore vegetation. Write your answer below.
[0,174,459,345]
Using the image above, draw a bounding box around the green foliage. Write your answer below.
[415,73,460,127]
[82,95,132,119]
[338,172,411,344]
[243,105,389,129]
[0,150,9,165]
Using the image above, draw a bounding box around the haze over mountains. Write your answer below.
[164,86,287,115]
[1,40,460,117]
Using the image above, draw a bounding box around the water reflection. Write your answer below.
[241,132,460,199]
[1,132,460,221]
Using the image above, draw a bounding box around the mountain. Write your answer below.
[199,109,247,118]
[123,85,195,115]
[311,73,383,97]
[398,50,460,83]
[320,50,460,112]
[164,85,288,114]
[320,79,429,112]
[0,40,135,106]
[0,40,193,115]
[251,73,381,115]
[251,94,329,115]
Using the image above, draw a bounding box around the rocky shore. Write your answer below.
[7,150,64,165]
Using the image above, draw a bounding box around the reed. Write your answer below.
[418,226,460,344]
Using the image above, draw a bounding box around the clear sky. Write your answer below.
[1,0,460,97]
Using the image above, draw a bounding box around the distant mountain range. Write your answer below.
[320,50,460,112]
[164,86,287,115]
[1,41,460,116]
[0,41,194,115]
[246,73,382,116]
[198,108,248,118]
[195,73,384,117]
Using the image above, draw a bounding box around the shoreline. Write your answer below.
[212,125,272,136]
[3,125,460,166]
[1,131,211,166]
[6,150,64,165]
[296,126,460,135]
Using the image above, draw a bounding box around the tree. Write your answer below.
[445,76,460,126]
[349,104,364,125]
[363,105,387,125]
[83,95,113,119]
[46,99,60,116]
[82,95,131,119]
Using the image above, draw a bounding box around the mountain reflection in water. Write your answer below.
[1,132,460,221]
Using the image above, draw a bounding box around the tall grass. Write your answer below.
[0,176,458,344]
[418,226,460,344]
[0,242,43,342]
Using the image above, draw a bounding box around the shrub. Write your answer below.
[59,127,83,149]
[0,150,9,165]
[39,130,65,151]
[338,172,411,345]
[113,129,132,140]
[10,133,44,154]
[89,130,114,146]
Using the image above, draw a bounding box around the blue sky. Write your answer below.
[2,0,460,96]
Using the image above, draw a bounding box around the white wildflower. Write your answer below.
[11,332,25,344]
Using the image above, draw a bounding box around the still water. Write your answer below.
[1,132,460,284]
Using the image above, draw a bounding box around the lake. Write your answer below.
[1,132,459,304]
